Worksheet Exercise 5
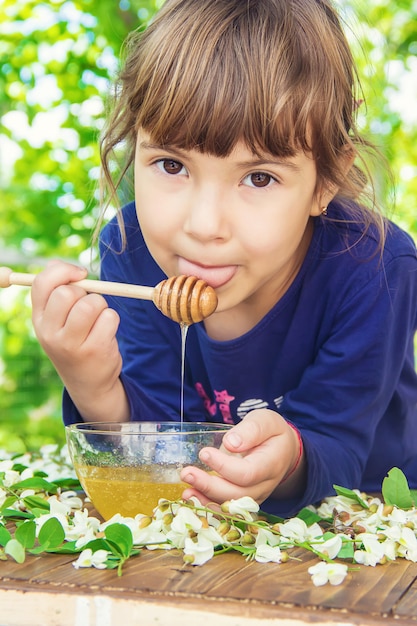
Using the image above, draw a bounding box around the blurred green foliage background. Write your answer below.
[0,0,416,452]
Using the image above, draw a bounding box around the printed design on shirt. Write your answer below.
[194,383,235,423]
[214,389,235,424]
[195,384,283,423]
[274,395,284,409]
[236,398,269,420]
[195,383,217,416]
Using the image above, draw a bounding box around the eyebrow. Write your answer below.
[139,141,302,172]
[236,157,302,172]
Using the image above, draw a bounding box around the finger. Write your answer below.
[31,262,87,316]
[181,488,214,507]
[86,306,120,347]
[222,409,287,453]
[180,466,262,503]
[200,441,284,487]
[63,293,112,346]
[37,284,91,336]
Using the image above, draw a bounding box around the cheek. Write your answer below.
[135,185,162,232]
[236,213,302,253]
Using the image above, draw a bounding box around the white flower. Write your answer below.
[153,499,181,520]
[58,490,83,511]
[20,489,36,499]
[170,506,203,534]
[255,544,282,563]
[387,508,408,524]
[72,548,109,569]
[226,497,259,521]
[278,518,322,544]
[48,495,73,517]
[20,467,34,480]
[40,444,59,456]
[135,524,171,549]
[35,511,70,536]
[314,535,343,560]
[255,527,281,548]
[199,525,224,546]
[183,535,214,565]
[354,533,386,566]
[64,509,101,545]
[393,526,417,562]
[75,528,99,549]
[100,513,129,528]
[0,460,14,473]
[3,469,20,487]
[308,562,348,586]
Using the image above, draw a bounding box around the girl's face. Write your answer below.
[134,129,330,340]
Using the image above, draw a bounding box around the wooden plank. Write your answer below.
[1,545,417,624]
[394,576,417,620]
[0,552,75,581]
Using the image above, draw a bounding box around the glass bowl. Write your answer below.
[66,421,231,518]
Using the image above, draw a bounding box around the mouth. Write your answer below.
[177,258,237,289]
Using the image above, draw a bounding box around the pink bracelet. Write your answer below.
[280,422,303,485]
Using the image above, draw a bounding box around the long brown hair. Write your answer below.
[98,0,386,245]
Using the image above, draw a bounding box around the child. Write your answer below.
[31,0,417,517]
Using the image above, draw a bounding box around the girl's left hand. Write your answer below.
[180,409,305,506]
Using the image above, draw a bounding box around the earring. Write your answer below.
[321,206,328,216]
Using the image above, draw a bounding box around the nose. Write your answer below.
[183,185,229,242]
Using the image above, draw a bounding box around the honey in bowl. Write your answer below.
[66,422,231,520]
[74,464,188,518]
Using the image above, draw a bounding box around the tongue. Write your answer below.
[177,259,236,289]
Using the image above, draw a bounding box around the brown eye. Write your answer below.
[162,159,184,175]
[250,172,272,187]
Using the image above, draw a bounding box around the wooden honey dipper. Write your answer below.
[0,267,218,324]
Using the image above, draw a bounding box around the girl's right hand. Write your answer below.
[31,260,129,422]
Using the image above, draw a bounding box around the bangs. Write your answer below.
[125,0,347,159]
[100,0,386,249]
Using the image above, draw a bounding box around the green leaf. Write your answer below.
[337,540,355,560]
[82,538,113,553]
[47,541,79,554]
[322,531,337,540]
[297,507,324,525]
[10,464,29,473]
[53,478,82,490]
[37,517,66,550]
[0,524,12,546]
[15,520,36,549]
[259,511,284,524]
[12,477,58,494]
[0,495,18,512]
[382,468,413,510]
[0,509,33,521]
[333,485,368,509]
[231,545,256,558]
[104,524,133,558]
[22,495,50,512]
[5,539,26,564]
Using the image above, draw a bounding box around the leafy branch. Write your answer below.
[1,449,417,586]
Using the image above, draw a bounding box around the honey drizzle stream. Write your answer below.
[180,323,189,429]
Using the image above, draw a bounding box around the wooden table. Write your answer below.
[1,535,417,626]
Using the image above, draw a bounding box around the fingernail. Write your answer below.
[183,473,194,484]
[199,450,210,462]
[226,433,242,448]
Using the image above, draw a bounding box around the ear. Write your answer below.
[310,147,355,217]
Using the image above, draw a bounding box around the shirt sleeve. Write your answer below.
[262,251,417,517]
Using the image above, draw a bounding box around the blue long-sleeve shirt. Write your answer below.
[63,200,417,516]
